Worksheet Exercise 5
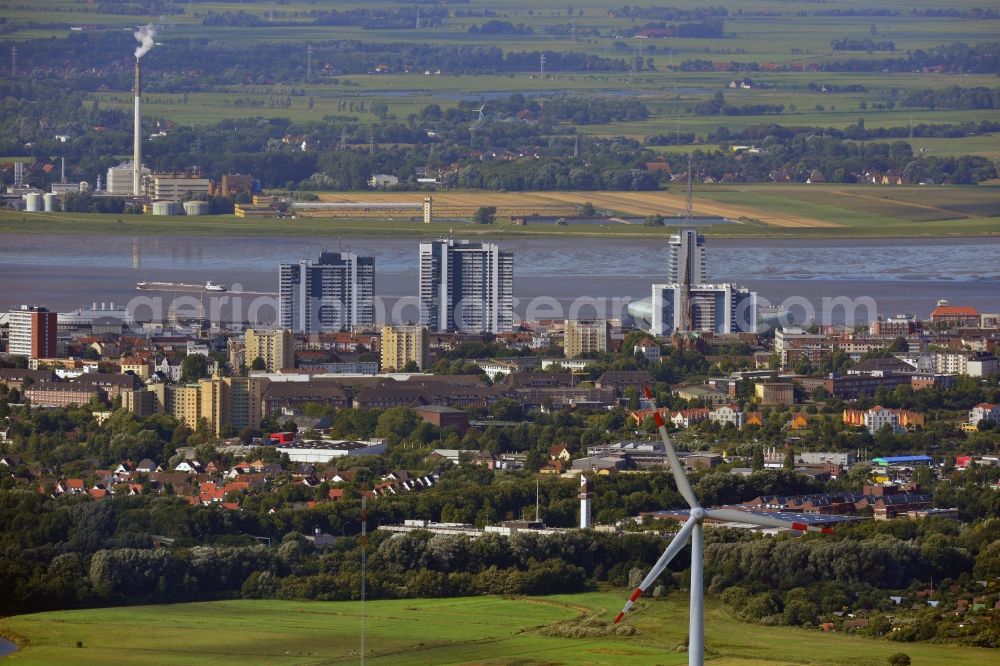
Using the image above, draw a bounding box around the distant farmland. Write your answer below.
[317,184,1000,233]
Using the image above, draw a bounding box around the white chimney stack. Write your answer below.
[133,58,142,197]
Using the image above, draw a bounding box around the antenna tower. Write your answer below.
[685,155,693,222]
[306,45,313,82]
[679,156,694,333]
[360,494,367,665]
[539,53,545,78]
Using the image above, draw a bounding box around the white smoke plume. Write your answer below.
[134,24,156,60]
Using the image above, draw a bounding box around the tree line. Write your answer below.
[681,41,999,74]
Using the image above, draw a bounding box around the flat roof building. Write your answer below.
[8,305,58,358]
[651,283,756,335]
[564,319,610,358]
[152,173,211,202]
[279,251,375,333]
[382,325,429,372]
[245,328,294,372]
[419,239,513,334]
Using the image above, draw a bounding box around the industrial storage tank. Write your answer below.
[24,192,43,212]
[42,193,59,212]
[151,200,182,216]
[182,200,210,216]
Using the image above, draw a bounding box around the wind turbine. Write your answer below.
[469,104,487,129]
[613,387,833,666]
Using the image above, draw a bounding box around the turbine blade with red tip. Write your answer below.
[705,508,835,534]
[644,386,700,509]
[614,515,697,623]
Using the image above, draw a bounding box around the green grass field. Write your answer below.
[0,591,994,666]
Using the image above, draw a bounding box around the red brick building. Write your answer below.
[413,404,470,434]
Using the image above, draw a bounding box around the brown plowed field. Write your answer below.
[316,191,839,227]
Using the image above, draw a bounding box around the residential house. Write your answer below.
[633,338,661,361]
[174,460,205,474]
[136,458,159,473]
[969,403,1000,427]
[549,444,571,462]
[119,356,151,380]
[628,406,670,426]
[709,404,745,430]
[789,413,810,430]
[846,406,925,434]
[671,408,710,429]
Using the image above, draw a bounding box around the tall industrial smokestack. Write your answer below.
[131,24,155,198]
[133,58,142,196]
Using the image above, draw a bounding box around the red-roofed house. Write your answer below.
[541,459,564,475]
[969,403,1000,427]
[672,408,710,429]
[549,444,571,462]
[628,406,670,426]
[199,481,226,503]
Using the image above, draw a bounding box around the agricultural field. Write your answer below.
[9,0,1000,152]
[319,185,1000,234]
[3,184,998,239]
[4,1,1000,237]
[0,591,993,666]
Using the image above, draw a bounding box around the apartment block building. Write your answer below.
[381,325,429,371]
[245,328,294,372]
[8,305,58,358]
[279,251,375,333]
[418,239,513,334]
[563,319,610,358]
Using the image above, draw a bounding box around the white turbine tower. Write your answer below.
[613,387,833,666]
